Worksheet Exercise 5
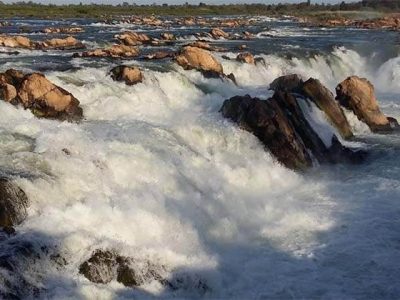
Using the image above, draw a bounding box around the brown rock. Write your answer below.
[236,52,255,64]
[39,36,85,50]
[302,78,353,139]
[0,35,33,49]
[74,45,139,58]
[0,178,29,228]
[110,66,143,86]
[175,46,223,75]
[210,28,229,39]
[336,76,394,132]
[0,70,83,121]
[42,27,84,34]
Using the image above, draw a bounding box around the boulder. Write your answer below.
[210,28,229,39]
[0,70,83,121]
[302,78,353,139]
[236,52,255,64]
[220,92,365,170]
[110,66,143,85]
[336,76,397,132]
[175,46,223,75]
[220,94,313,170]
[73,45,139,58]
[0,178,29,228]
[115,31,151,46]
[79,250,118,284]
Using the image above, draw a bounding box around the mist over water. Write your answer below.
[0,16,400,299]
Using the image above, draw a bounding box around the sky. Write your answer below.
[2,0,357,4]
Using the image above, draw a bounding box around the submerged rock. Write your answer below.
[0,69,83,121]
[176,46,223,76]
[79,249,210,294]
[110,65,143,85]
[144,51,175,60]
[79,249,165,287]
[336,76,398,132]
[0,178,28,228]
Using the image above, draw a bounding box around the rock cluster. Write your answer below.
[0,35,84,50]
[73,44,139,58]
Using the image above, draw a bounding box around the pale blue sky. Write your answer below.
[2,0,357,4]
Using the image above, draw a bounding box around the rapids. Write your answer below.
[0,16,399,299]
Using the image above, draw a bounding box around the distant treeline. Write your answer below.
[0,0,399,18]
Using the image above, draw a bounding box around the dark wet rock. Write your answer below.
[302,78,353,139]
[73,45,139,58]
[79,249,210,294]
[0,178,28,228]
[0,69,83,121]
[220,94,312,170]
[269,74,304,93]
[220,92,365,170]
[79,250,118,284]
[109,65,143,86]
[336,76,398,132]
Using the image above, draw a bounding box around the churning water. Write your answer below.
[0,16,400,299]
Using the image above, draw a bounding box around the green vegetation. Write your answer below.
[0,0,398,19]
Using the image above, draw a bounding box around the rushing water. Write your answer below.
[0,16,400,299]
